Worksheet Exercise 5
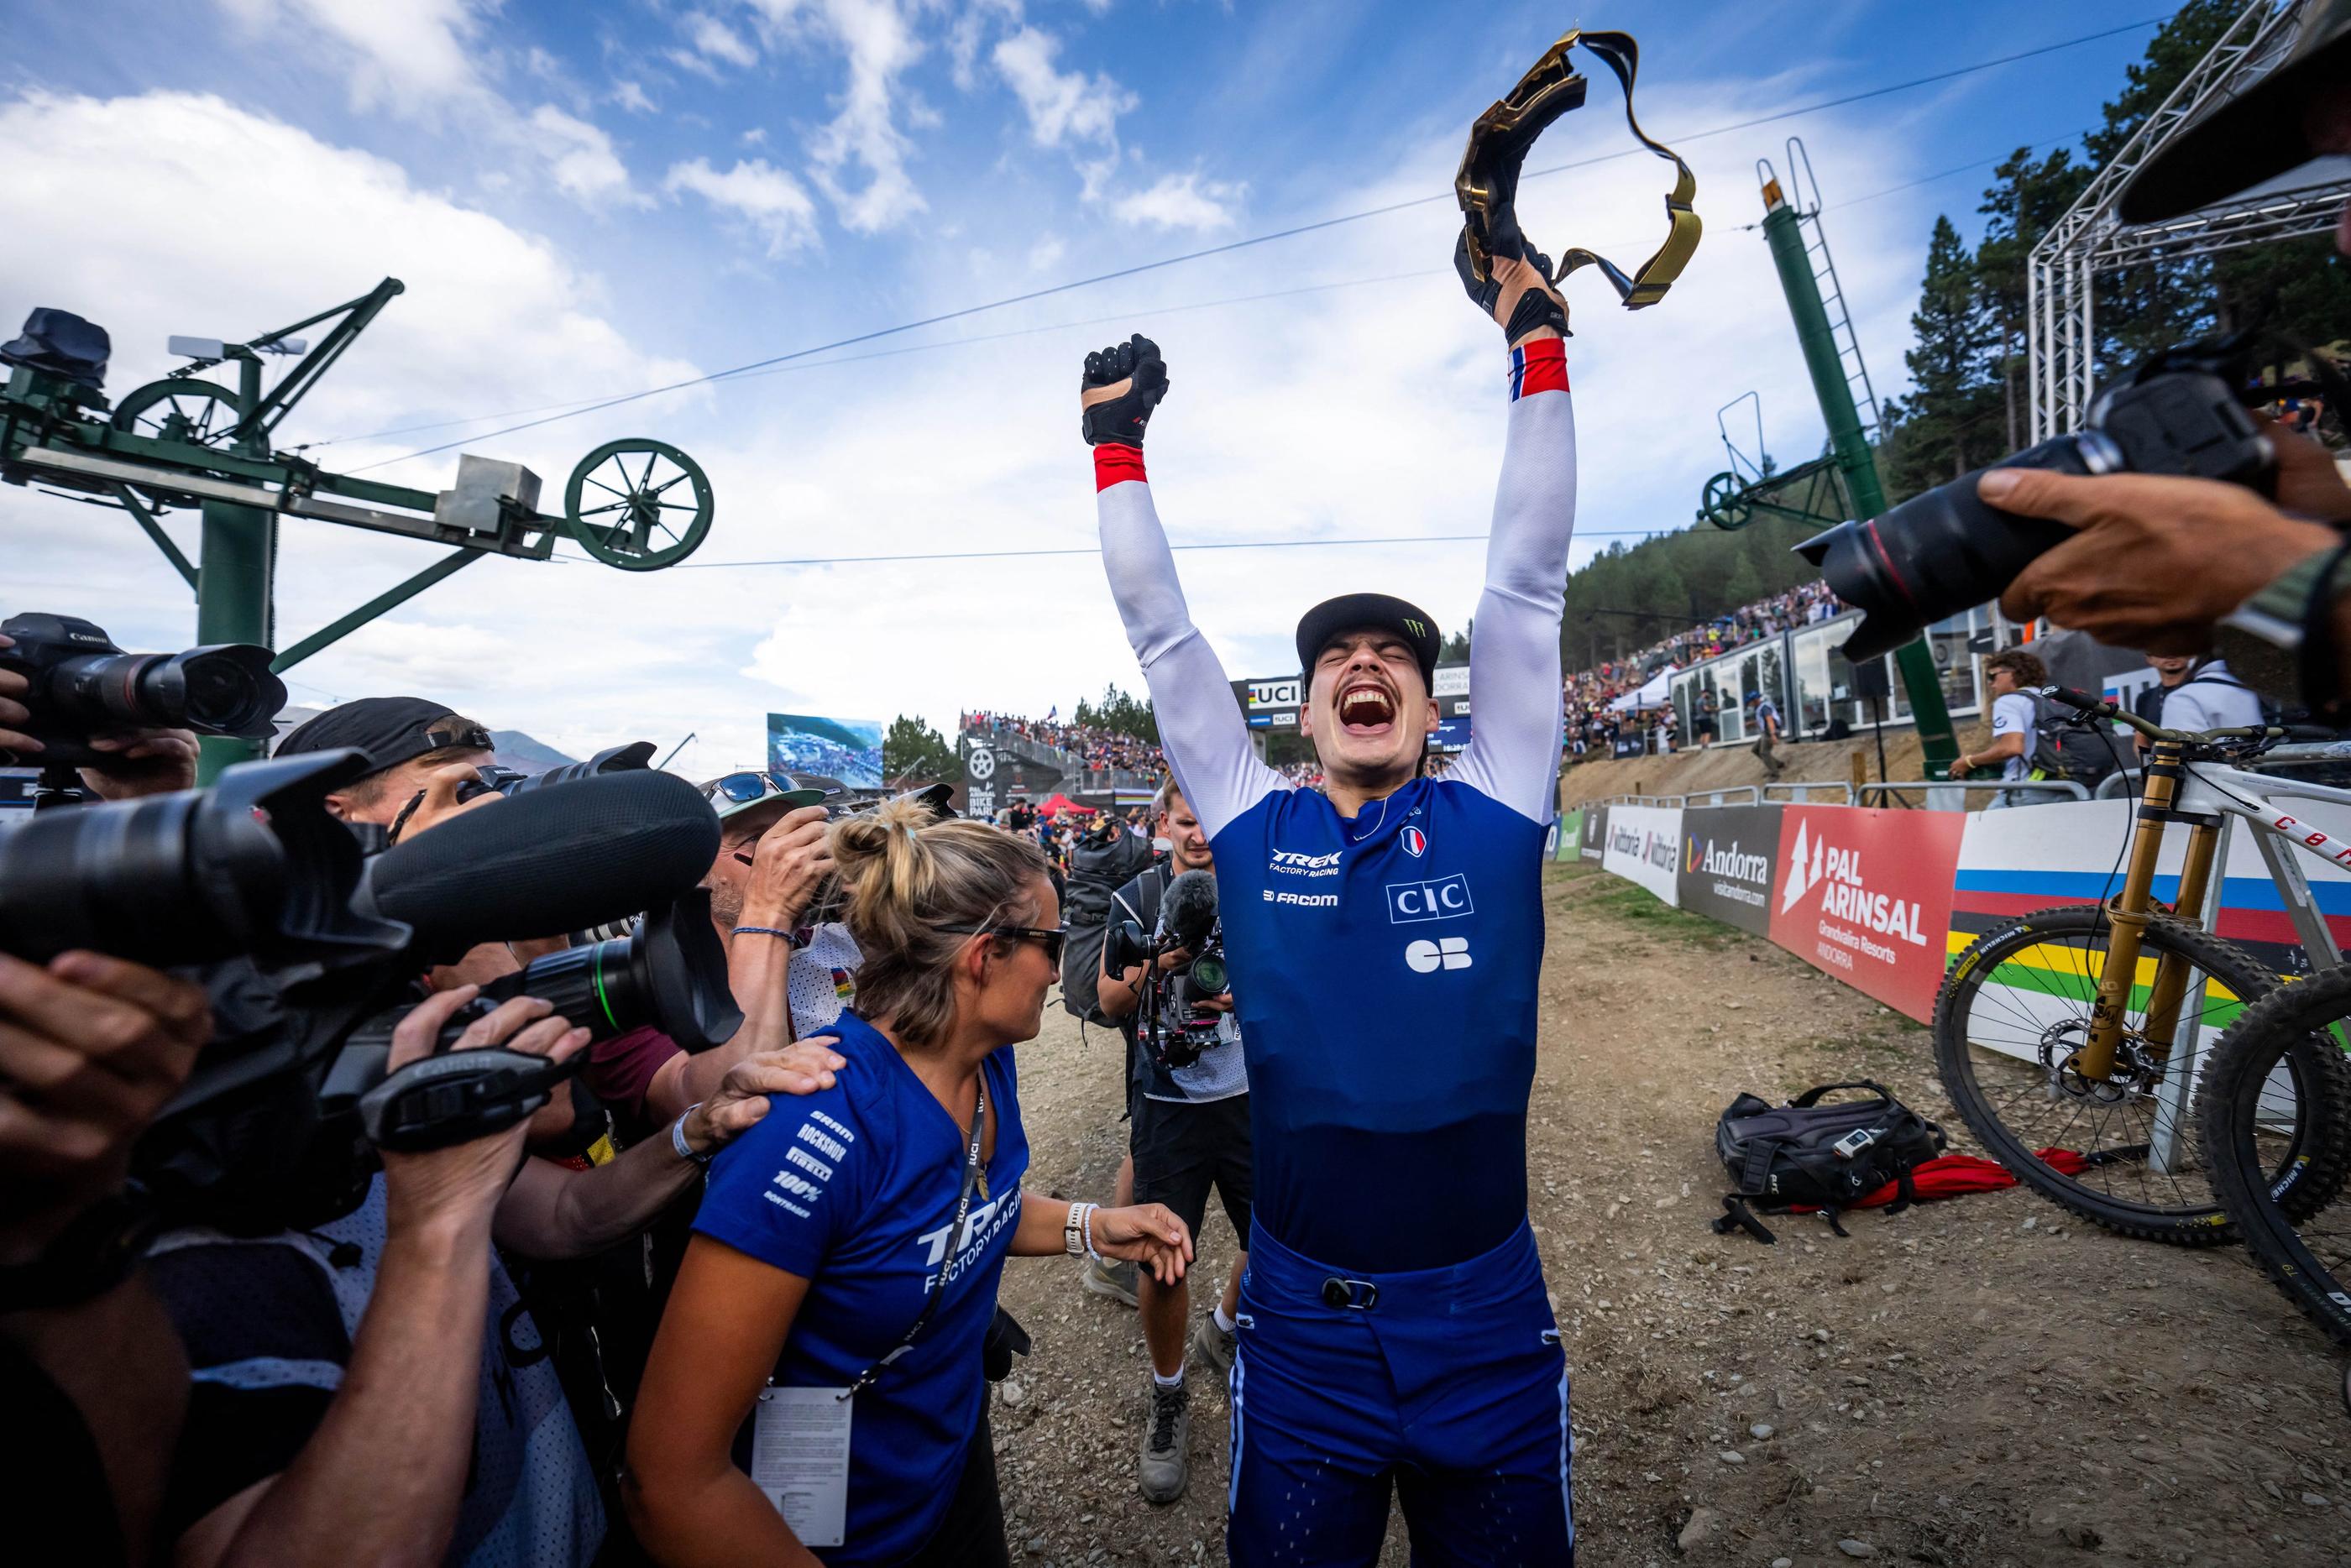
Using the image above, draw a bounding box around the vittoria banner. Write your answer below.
[1600,804,1683,905]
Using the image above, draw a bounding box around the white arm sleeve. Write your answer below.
[1097,473,1285,839]
[1453,356,1577,823]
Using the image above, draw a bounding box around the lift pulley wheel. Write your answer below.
[563,438,714,570]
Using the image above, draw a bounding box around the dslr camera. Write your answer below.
[0,748,742,1229]
[0,610,283,771]
[1797,340,2278,661]
[1103,868,1229,1073]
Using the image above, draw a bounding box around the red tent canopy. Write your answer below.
[1038,793,1097,817]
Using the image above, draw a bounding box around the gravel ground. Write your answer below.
[987,861,2351,1567]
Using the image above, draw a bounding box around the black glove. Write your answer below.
[1081,334,1170,447]
[1456,111,1569,342]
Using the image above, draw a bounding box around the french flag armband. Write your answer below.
[1507,337,1568,401]
[1093,442,1148,491]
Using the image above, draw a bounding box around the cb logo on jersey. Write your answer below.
[1400,826,1427,858]
[1405,936,1471,972]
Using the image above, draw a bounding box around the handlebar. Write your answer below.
[2037,685,2287,755]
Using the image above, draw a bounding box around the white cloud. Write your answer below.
[663,156,821,256]
[747,0,929,234]
[741,125,769,146]
[612,79,657,115]
[214,0,645,211]
[992,25,1132,150]
[0,88,735,754]
[1028,233,1066,271]
[528,105,642,206]
[1113,171,1244,232]
[689,11,760,68]
[217,0,489,109]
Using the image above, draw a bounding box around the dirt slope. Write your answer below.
[989,864,2351,1567]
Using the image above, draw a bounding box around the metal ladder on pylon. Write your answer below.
[1782,138,1882,445]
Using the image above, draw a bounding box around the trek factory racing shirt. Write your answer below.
[1092,337,1574,1273]
[694,1010,1029,1566]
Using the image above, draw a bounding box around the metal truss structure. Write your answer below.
[2029,0,2351,439]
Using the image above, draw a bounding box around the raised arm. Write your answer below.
[1450,146,1577,824]
[1085,335,1284,839]
[1453,334,1574,823]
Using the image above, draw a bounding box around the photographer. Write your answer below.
[0,627,200,801]
[1951,648,2067,808]
[585,774,858,1137]
[625,800,1191,1568]
[1095,777,1249,1506]
[1985,22,2351,707]
[0,950,210,1567]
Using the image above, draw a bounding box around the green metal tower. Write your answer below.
[2,280,718,781]
[1698,143,1957,771]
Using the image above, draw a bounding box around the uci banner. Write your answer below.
[1675,805,1783,937]
[1767,806,1964,1022]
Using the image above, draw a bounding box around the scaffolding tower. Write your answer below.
[2030,0,2351,439]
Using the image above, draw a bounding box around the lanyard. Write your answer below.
[838,1074,987,1400]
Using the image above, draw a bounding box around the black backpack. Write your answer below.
[1060,830,1157,1024]
[1710,1079,1945,1243]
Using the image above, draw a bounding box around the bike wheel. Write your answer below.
[2197,964,2351,1344]
[1934,906,2277,1245]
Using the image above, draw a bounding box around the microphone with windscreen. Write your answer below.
[1162,869,1221,954]
[359,767,720,962]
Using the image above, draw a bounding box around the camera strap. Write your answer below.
[839,1074,987,1400]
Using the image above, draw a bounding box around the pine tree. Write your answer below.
[881,714,961,783]
[1882,216,1999,495]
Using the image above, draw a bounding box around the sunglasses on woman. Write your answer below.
[938,924,1066,966]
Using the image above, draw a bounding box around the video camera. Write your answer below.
[1797,339,2280,661]
[1103,868,1229,1074]
[0,610,284,771]
[0,750,741,1226]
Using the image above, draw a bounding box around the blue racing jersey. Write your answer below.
[695,1011,1029,1565]
[1093,336,1575,1273]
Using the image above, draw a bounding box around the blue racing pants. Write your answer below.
[1226,1219,1573,1567]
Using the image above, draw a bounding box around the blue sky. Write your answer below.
[0,0,2165,771]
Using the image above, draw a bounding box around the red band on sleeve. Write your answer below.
[1093,442,1147,491]
[1509,337,1568,400]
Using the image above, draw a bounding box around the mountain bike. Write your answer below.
[1934,688,2351,1246]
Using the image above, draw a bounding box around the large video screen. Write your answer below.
[767,713,885,788]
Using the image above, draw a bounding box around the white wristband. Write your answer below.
[1083,1204,1106,1266]
[673,1105,712,1165]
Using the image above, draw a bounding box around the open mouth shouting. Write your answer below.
[1338,680,1399,737]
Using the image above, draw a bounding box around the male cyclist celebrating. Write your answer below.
[1081,149,1578,1564]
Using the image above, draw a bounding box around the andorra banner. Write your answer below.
[1675,805,1783,937]
[1767,806,1965,1022]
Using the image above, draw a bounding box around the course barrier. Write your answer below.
[1567,797,2351,1025]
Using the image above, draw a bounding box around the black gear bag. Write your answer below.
[1710,1079,1945,1244]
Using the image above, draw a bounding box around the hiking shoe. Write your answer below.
[1081,1256,1139,1308]
[1191,1315,1237,1383]
[1139,1377,1191,1504]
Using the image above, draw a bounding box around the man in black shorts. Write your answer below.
[1097,776,1251,1505]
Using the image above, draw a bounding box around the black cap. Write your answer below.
[2117,0,2351,225]
[275,697,493,778]
[1295,593,1443,689]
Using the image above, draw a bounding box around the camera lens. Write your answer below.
[50,644,284,740]
[0,750,406,969]
[1795,434,2105,662]
[1188,952,1229,996]
[481,890,742,1052]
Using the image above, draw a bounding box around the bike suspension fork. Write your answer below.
[2078,750,2190,1083]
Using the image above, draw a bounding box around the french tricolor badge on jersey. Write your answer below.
[1401,826,1427,858]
